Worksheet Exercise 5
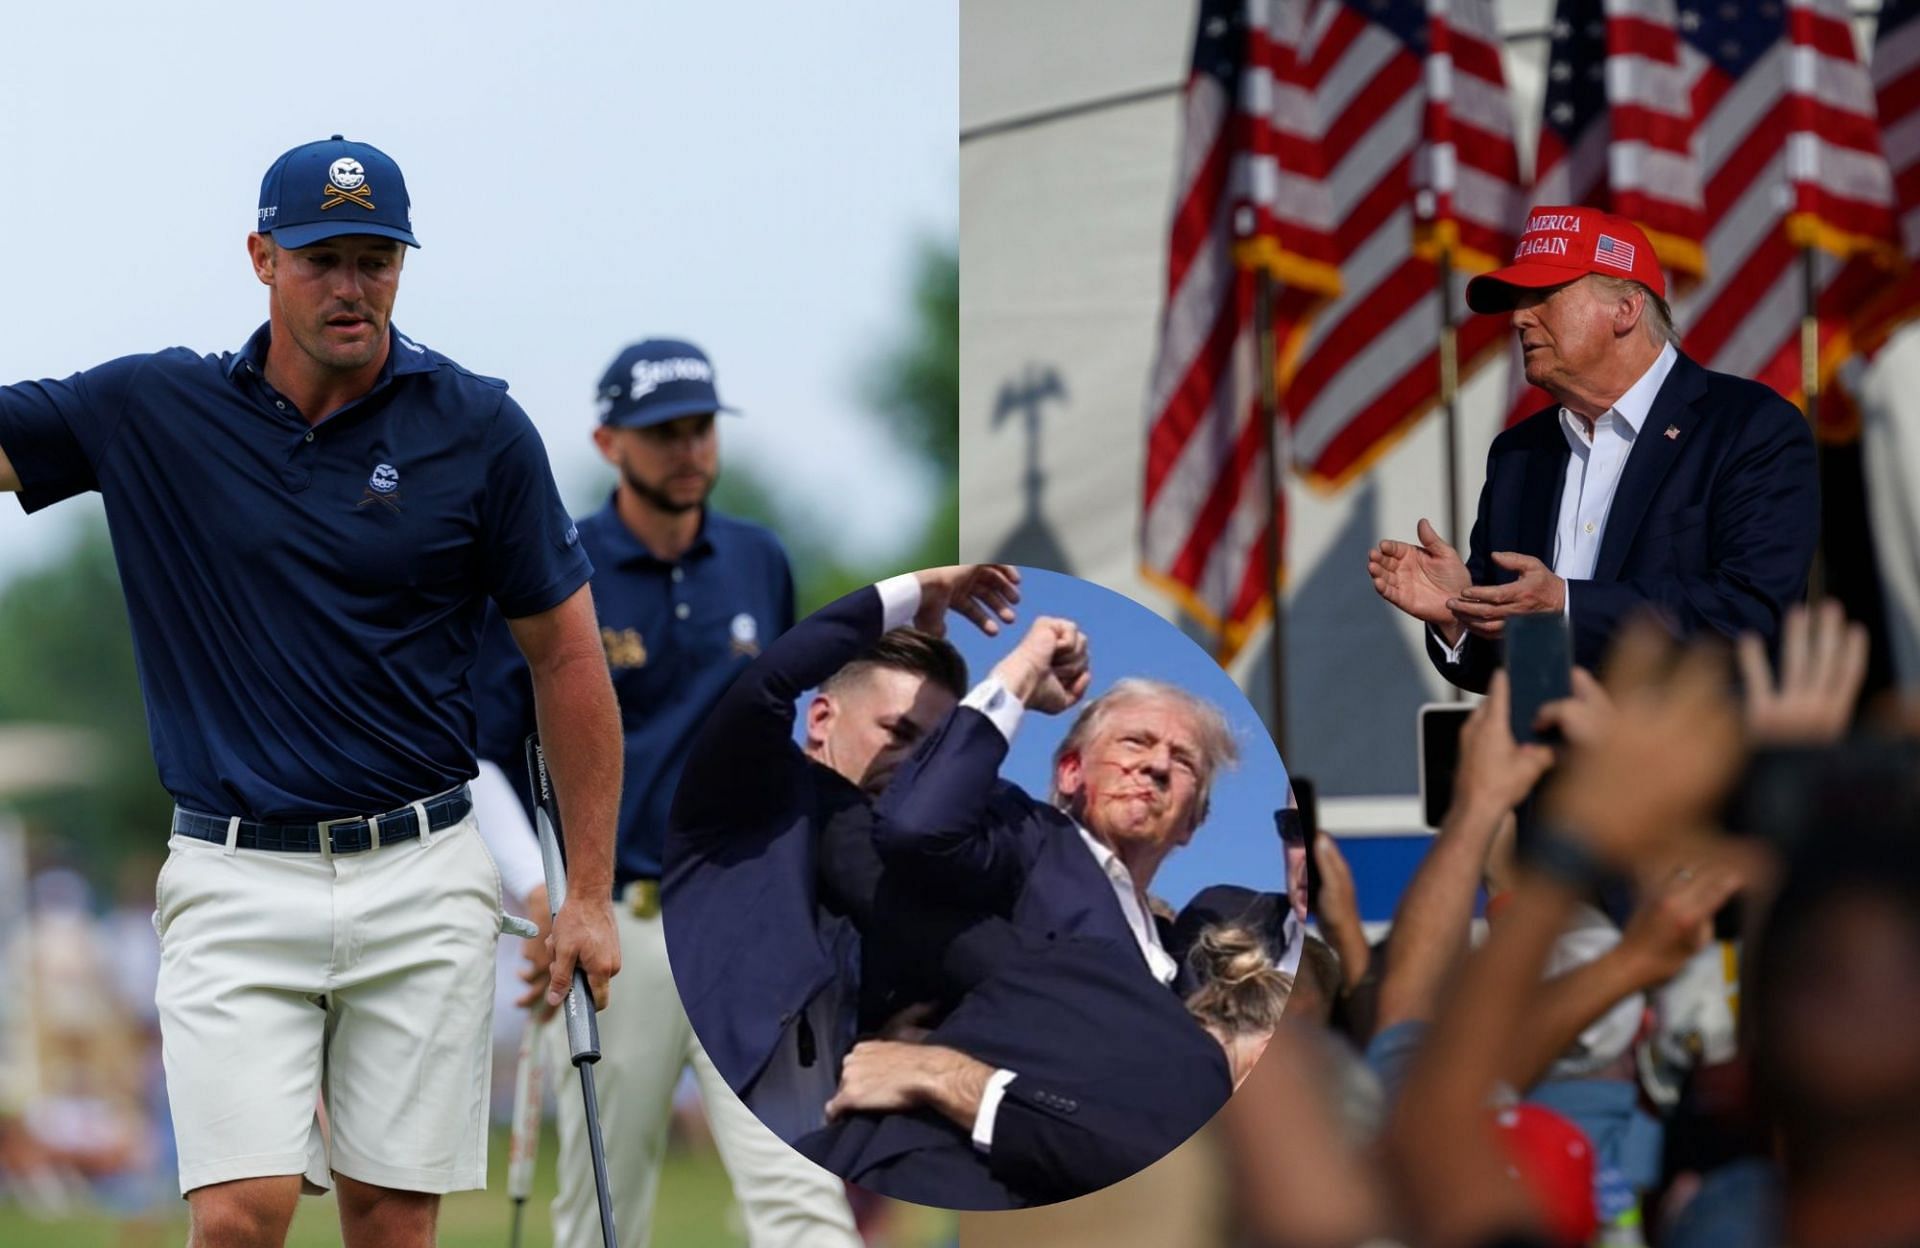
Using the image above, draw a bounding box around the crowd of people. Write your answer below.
[1192,599,1911,1248]
[0,860,174,1228]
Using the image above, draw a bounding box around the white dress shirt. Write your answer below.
[955,673,1181,1150]
[1436,342,1678,664]
[957,675,1179,985]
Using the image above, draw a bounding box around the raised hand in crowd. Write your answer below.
[1533,666,1612,747]
[1456,670,1559,815]
[1388,627,1749,1248]
[989,615,1092,714]
[1376,671,1554,1036]
[1737,599,1869,746]
[911,564,1022,637]
[1547,622,1745,873]
[1502,858,1747,1092]
[1369,518,1472,641]
[1311,831,1372,994]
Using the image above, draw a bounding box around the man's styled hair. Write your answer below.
[820,627,968,700]
[1048,677,1239,823]
[1587,273,1677,347]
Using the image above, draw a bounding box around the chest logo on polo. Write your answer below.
[602,627,648,669]
[356,463,402,511]
[730,612,761,658]
[323,158,376,212]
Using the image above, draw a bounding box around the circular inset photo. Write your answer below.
[664,565,1301,1210]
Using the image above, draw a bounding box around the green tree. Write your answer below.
[0,523,169,865]
[867,236,958,571]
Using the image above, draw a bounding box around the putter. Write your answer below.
[526,734,618,1248]
[505,1016,544,1248]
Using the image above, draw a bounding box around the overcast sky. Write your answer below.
[0,1,956,586]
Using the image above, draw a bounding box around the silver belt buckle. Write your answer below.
[315,815,366,855]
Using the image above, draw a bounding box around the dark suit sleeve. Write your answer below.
[1424,455,1502,693]
[670,583,888,836]
[871,706,1031,905]
[1568,395,1816,661]
[981,1077,1172,1202]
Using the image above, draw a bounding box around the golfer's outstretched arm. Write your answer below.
[509,585,623,1007]
[0,443,18,492]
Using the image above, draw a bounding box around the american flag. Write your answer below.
[1829,0,1920,403]
[1413,0,1529,273]
[1504,0,1899,433]
[1141,0,1523,658]
[1503,0,1704,426]
[1669,0,1896,421]
[1280,0,1522,490]
[1596,233,1637,268]
[1141,0,1303,653]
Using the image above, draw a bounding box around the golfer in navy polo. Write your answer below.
[0,137,624,1248]
[472,340,861,1248]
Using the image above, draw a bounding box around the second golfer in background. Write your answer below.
[476,339,861,1247]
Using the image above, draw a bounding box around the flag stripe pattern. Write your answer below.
[1142,0,1286,649]
[1503,0,1703,427]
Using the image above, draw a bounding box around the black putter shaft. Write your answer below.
[527,734,618,1248]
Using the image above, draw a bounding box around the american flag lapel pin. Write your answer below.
[1664,424,1680,440]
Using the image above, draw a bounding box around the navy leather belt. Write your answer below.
[171,785,473,854]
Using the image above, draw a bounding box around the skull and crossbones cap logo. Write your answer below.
[257,135,420,250]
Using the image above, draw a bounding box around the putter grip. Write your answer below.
[527,735,605,1066]
[566,968,601,1063]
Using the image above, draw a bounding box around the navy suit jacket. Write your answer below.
[664,585,887,1102]
[872,704,1151,966]
[798,921,1233,1210]
[1430,350,1818,692]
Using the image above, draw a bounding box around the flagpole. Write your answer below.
[1256,267,1289,756]
[1437,244,1466,703]
[1800,242,1827,602]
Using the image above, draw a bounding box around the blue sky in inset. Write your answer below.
[944,567,1291,910]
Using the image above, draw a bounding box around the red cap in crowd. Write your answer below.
[1492,1103,1598,1245]
[1466,206,1665,313]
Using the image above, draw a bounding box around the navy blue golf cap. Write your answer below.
[596,339,739,428]
[258,135,420,249]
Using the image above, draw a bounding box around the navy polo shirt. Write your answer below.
[0,323,591,819]
[474,496,794,885]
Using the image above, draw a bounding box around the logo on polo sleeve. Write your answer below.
[730,612,761,658]
[356,463,402,511]
[323,158,376,212]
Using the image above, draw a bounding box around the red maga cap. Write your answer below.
[1492,1104,1598,1246]
[1466,206,1664,313]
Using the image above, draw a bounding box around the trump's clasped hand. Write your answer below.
[1369,518,1565,643]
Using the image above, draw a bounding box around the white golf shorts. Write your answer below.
[153,810,503,1195]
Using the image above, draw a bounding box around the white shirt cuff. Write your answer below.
[875,574,921,633]
[1562,580,1577,621]
[970,1068,1019,1152]
[1430,624,1470,665]
[961,674,1025,743]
